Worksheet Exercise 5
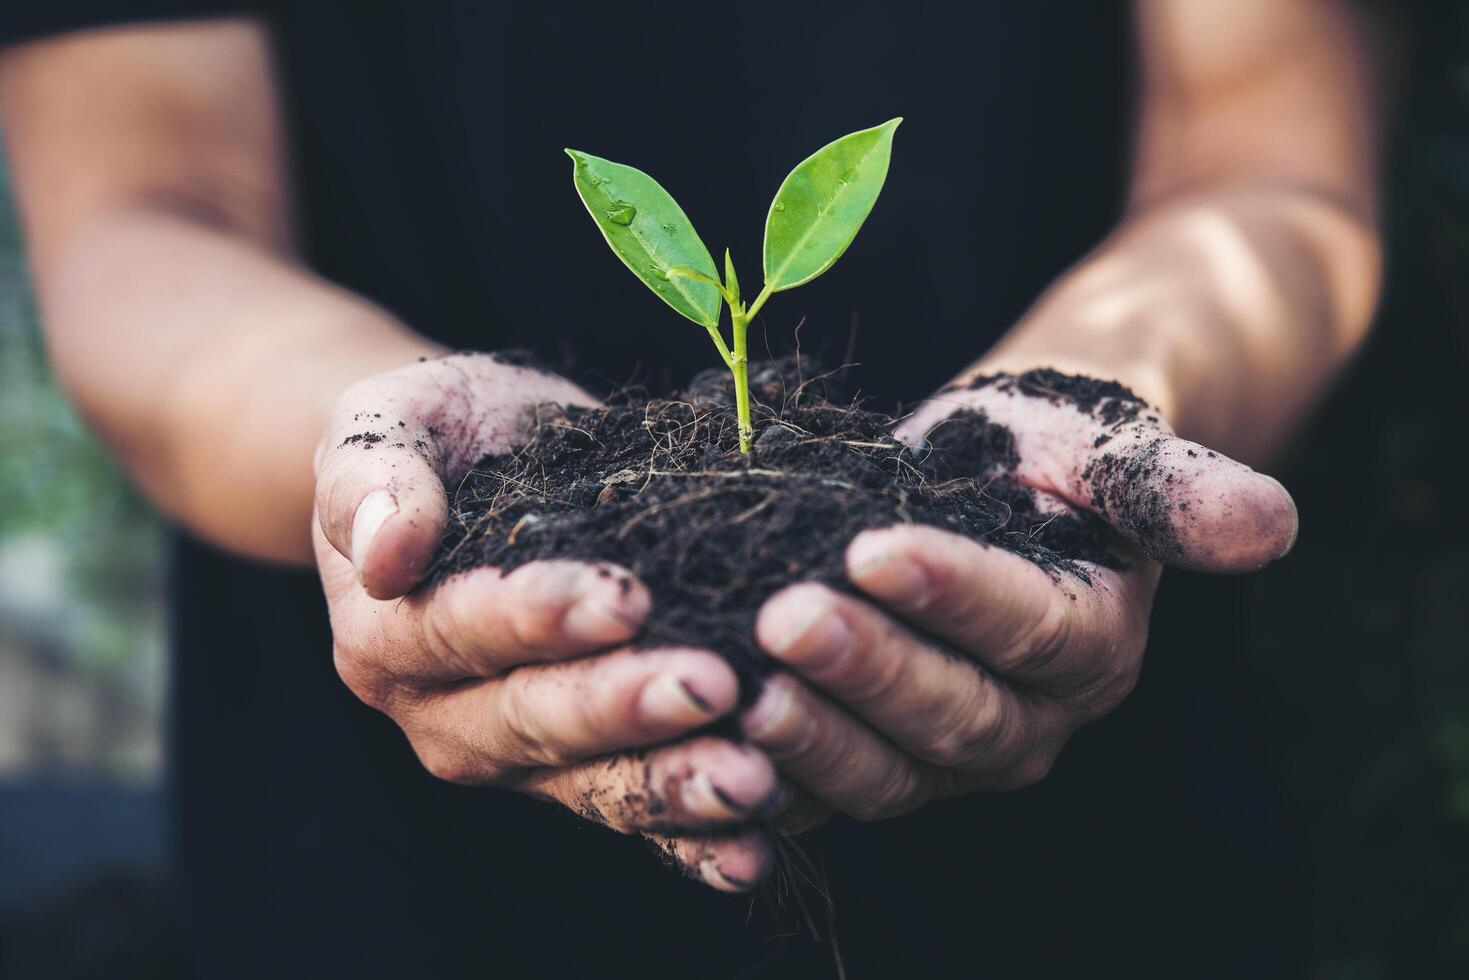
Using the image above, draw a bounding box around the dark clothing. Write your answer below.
[3,2,1301,977]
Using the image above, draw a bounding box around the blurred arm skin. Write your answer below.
[970,0,1392,461]
[0,21,440,564]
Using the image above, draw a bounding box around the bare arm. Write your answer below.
[0,21,439,563]
[974,0,1390,460]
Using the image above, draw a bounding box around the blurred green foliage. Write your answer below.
[0,152,163,744]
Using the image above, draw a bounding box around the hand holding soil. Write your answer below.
[739,369,1299,825]
[311,353,790,892]
[425,357,1298,892]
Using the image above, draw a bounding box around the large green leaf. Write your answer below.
[762,118,901,292]
[566,149,721,328]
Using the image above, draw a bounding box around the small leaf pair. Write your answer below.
[567,117,901,453]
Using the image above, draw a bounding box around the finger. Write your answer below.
[410,561,652,679]
[327,558,651,688]
[643,827,776,893]
[516,737,780,832]
[757,583,1057,772]
[414,649,743,779]
[315,397,448,600]
[1079,433,1298,572]
[741,673,943,816]
[899,376,1298,572]
[845,525,1151,707]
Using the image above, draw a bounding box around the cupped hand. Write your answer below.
[742,372,1298,820]
[313,353,782,891]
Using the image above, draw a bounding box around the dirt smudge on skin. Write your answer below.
[965,368,1148,428]
[1081,436,1185,562]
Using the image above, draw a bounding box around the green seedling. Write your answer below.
[566,118,901,453]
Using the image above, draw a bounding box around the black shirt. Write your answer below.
[3,3,1300,977]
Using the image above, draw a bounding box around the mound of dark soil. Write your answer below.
[428,360,1122,697]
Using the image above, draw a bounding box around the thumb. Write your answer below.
[1077,434,1298,573]
[904,374,1298,574]
[315,420,448,600]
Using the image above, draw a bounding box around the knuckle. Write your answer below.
[921,725,974,769]
[920,680,1005,768]
[842,636,908,707]
[499,677,573,768]
[415,742,484,786]
[332,643,391,710]
[508,573,573,652]
[1071,642,1144,721]
[1018,600,1075,673]
[853,761,926,822]
[420,595,470,673]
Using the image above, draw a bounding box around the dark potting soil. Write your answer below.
[425,360,1124,698]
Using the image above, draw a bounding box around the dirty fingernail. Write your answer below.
[682,770,749,820]
[351,490,398,578]
[699,858,754,893]
[763,590,857,658]
[768,602,855,672]
[1257,473,1300,555]
[741,680,794,741]
[639,671,719,728]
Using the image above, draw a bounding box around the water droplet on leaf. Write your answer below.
[605,202,636,225]
[773,202,787,212]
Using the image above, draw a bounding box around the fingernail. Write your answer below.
[563,599,621,643]
[770,604,855,673]
[682,770,749,820]
[1261,475,1300,557]
[741,681,794,741]
[699,858,753,892]
[847,537,931,608]
[639,671,719,728]
[351,490,398,578]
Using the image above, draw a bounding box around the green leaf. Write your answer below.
[566,149,722,328]
[724,248,741,306]
[762,118,901,292]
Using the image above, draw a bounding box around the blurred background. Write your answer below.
[0,15,1466,980]
[0,152,173,968]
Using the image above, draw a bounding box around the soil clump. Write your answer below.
[428,360,1122,697]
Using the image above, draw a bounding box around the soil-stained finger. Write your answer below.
[412,647,741,778]
[844,525,1153,703]
[757,582,1057,770]
[643,827,776,893]
[741,673,942,819]
[407,560,652,681]
[315,428,448,600]
[1078,433,1298,572]
[515,737,780,834]
[899,371,1297,573]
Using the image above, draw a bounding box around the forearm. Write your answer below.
[974,182,1380,461]
[36,201,443,563]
